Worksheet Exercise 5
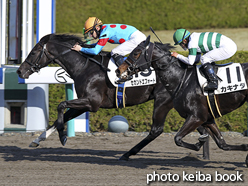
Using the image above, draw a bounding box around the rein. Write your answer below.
[49,41,110,71]
[78,52,110,72]
[151,46,188,99]
[24,42,71,73]
[25,41,110,73]
[150,45,188,98]
[126,42,188,99]
[171,65,188,99]
[127,43,174,74]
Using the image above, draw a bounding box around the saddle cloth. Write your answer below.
[107,58,156,87]
[196,63,247,95]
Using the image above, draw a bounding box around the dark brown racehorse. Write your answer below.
[117,36,248,159]
[16,34,179,161]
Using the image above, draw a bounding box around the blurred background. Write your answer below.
[53,0,248,51]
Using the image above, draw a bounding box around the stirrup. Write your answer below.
[115,76,133,84]
[204,82,218,91]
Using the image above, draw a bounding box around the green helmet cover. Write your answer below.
[173,29,190,45]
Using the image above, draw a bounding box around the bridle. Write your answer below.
[24,40,110,75]
[125,42,176,76]
[123,42,188,99]
[24,43,48,73]
[24,41,72,74]
[124,42,153,73]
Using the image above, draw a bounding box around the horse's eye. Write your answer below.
[29,51,35,56]
[134,49,140,55]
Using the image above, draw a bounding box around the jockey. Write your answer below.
[71,17,146,67]
[171,29,237,91]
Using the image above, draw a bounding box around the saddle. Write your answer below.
[196,62,247,118]
[107,57,157,108]
[198,62,233,79]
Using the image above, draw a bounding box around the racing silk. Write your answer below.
[80,24,138,55]
[177,32,227,65]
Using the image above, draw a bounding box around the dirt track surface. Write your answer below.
[1,132,248,185]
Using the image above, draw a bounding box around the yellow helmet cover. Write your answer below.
[84,17,103,34]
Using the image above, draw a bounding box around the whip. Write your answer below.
[150,27,163,44]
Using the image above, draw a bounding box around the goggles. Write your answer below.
[87,29,95,37]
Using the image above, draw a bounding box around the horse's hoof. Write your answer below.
[241,144,248,151]
[29,141,39,147]
[119,155,129,161]
[60,135,67,146]
[198,134,209,142]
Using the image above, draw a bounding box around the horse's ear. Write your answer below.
[144,35,151,47]
[40,34,52,44]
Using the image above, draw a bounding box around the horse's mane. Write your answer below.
[49,34,85,45]
[154,42,175,52]
[47,34,111,57]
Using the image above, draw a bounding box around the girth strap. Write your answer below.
[116,83,126,108]
[206,91,222,118]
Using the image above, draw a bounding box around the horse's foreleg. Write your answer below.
[174,116,205,151]
[57,101,67,145]
[29,125,56,147]
[120,98,173,161]
[29,108,84,147]
[205,123,248,151]
[56,99,96,146]
[119,124,165,161]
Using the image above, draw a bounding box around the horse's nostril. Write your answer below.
[16,70,20,75]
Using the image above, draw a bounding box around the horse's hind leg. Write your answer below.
[204,122,248,151]
[29,125,56,147]
[29,108,84,147]
[196,125,209,142]
[119,97,173,161]
[174,116,206,151]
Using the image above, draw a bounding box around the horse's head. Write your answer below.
[115,36,176,81]
[116,35,154,80]
[17,34,84,79]
[16,34,54,78]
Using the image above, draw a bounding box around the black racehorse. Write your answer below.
[16,34,179,161]
[117,36,248,158]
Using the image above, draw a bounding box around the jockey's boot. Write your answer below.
[202,63,218,91]
[112,53,124,67]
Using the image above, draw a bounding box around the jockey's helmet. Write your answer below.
[84,17,103,34]
[173,29,190,45]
